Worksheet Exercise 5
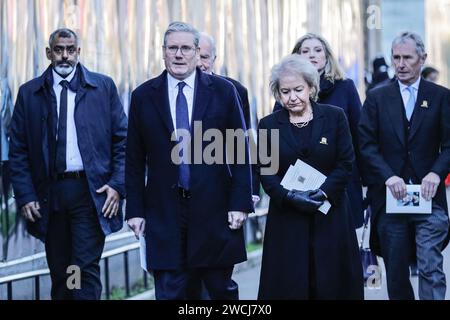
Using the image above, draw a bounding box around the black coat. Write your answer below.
[217,75,259,196]
[125,69,253,270]
[274,78,364,227]
[9,64,127,241]
[359,79,450,256]
[257,103,363,299]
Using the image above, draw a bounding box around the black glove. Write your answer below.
[285,189,324,213]
[308,189,327,202]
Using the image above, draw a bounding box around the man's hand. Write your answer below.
[96,184,120,218]
[228,211,248,230]
[421,172,440,201]
[127,217,146,239]
[385,176,407,200]
[21,201,41,222]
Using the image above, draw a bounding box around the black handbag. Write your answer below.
[360,206,381,287]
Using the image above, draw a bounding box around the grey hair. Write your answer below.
[270,54,320,102]
[163,22,200,47]
[48,28,78,47]
[391,31,426,58]
[199,32,217,58]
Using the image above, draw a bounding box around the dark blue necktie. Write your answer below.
[176,82,190,190]
[55,80,68,173]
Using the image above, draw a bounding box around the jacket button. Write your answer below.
[43,198,48,203]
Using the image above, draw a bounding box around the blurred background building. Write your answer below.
[0,0,449,299]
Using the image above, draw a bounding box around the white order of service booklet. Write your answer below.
[386,184,432,214]
[280,159,331,214]
[139,234,149,272]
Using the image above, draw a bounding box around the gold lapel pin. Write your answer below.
[320,137,328,145]
[420,100,428,108]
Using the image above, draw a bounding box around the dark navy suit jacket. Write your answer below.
[359,79,450,255]
[9,64,127,241]
[125,68,253,270]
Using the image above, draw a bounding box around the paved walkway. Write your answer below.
[131,188,450,300]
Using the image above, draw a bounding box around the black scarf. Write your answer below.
[318,74,335,102]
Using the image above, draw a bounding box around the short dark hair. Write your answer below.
[421,66,438,79]
[48,28,78,47]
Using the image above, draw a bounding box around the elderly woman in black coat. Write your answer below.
[258,54,363,300]
[273,33,364,228]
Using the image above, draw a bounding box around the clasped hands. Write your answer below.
[285,189,326,213]
[385,172,440,201]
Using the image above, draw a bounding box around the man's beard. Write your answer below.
[54,63,75,77]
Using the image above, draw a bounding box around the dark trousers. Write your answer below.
[377,204,448,300]
[45,178,105,300]
[154,267,238,300]
[153,195,238,300]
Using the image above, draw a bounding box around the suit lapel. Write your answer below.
[192,70,212,126]
[41,70,55,176]
[191,71,213,143]
[276,108,302,153]
[41,87,52,176]
[74,64,93,108]
[74,86,87,108]
[409,79,429,142]
[309,102,325,155]
[152,71,175,135]
[385,82,406,146]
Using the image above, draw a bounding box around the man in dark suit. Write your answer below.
[197,33,251,131]
[125,22,253,300]
[9,28,127,300]
[197,32,260,209]
[359,32,450,300]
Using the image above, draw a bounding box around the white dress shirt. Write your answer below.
[167,70,196,136]
[52,67,84,172]
[399,77,420,112]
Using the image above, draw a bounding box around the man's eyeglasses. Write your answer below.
[53,46,78,56]
[164,45,196,56]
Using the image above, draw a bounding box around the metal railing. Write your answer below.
[0,241,149,300]
[0,207,268,300]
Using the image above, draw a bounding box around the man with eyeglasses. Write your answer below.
[126,21,253,300]
[9,28,127,300]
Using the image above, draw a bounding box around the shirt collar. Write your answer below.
[52,64,77,86]
[398,76,421,92]
[167,70,197,90]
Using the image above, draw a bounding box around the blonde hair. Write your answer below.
[270,54,320,102]
[291,33,345,82]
